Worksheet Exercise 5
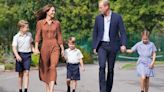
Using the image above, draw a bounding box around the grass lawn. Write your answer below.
[121,61,164,69]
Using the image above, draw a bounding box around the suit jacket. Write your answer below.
[92,12,127,52]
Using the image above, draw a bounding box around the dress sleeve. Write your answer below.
[152,43,157,52]
[131,43,138,52]
[57,21,63,45]
[35,21,42,43]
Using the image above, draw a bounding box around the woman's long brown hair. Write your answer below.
[36,4,54,21]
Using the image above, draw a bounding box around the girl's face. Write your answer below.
[47,7,55,18]
[142,35,149,44]
[68,42,76,50]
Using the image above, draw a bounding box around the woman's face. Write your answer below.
[47,7,55,18]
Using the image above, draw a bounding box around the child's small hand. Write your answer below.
[16,55,22,62]
[80,67,85,71]
[149,63,154,69]
[32,48,35,53]
[61,49,65,57]
[34,48,40,55]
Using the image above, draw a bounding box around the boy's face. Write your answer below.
[68,42,76,50]
[20,24,29,33]
[142,35,149,44]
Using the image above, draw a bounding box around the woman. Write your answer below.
[34,4,64,92]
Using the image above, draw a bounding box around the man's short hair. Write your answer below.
[99,0,110,6]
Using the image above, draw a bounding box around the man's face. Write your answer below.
[99,2,108,15]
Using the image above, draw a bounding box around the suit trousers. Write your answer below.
[98,41,117,92]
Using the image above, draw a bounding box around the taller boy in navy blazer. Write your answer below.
[92,0,127,92]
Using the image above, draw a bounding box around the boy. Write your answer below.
[12,20,34,92]
[64,37,85,92]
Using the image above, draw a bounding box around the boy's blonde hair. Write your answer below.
[68,36,76,44]
[17,20,29,29]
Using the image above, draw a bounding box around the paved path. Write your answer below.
[0,62,164,92]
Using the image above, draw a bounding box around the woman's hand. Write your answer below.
[61,49,64,57]
[34,48,40,55]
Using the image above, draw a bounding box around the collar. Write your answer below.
[68,48,77,51]
[43,19,56,25]
[102,10,112,17]
[104,10,112,20]
[18,31,27,37]
[141,41,150,45]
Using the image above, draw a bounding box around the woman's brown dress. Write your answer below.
[35,19,63,84]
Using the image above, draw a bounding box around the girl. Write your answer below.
[126,30,157,92]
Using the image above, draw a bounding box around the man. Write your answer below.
[92,0,127,92]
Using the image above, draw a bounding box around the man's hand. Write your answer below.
[93,49,97,55]
[120,45,126,53]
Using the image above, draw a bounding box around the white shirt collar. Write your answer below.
[18,31,28,37]
[104,10,112,22]
[68,48,77,51]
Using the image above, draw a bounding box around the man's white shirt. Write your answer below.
[102,10,112,42]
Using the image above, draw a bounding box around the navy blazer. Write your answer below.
[92,12,127,52]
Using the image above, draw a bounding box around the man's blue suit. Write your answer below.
[92,12,127,92]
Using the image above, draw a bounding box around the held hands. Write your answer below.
[61,49,65,57]
[34,48,40,55]
[120,45,126,53]
[93,46,127,54]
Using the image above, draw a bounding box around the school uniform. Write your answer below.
[131,41,157,77]
[64,48,83,80]
[12,32,33,72]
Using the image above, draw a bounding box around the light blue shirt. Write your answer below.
[131,41,157,63]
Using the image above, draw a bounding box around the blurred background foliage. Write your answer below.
[0,0,164,66]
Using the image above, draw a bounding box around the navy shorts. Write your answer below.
[15,52,32,72]
[67,63,80,80]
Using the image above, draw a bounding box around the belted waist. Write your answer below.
[101,41,110,43]
[139,56,151,59]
